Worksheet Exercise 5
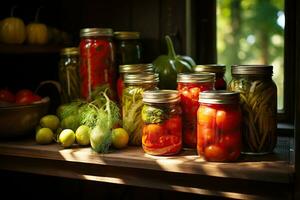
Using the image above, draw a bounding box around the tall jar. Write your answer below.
[177,73,215,148]
[197,90,242,162]
[114,31,142,66]
[228,65,277,154]
[194,64,227,90]
[117,63,153,102]
[79,28,116,100]
[58,47,80,104]
[122,72,159,145]
[142,90,182,155]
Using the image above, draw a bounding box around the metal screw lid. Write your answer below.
[60,47,79,55]
[114,31,140,40]
[194,64,226,73]
[143,90,180,103]
[124,72,159,84]
[119,64,153,73]
[199,90,240,104]
[231,65,273,75]
[80,28,113,37]
[177,73,215,83]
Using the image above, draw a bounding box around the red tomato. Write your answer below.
[0,89,15,103]
[199,127,216,145]
[218,131,241,150]
[189,87,200,100]
[142,124,164,146]
[216,109,241,131]
[204,144,228,162]
[197,106,216,128]
[164,115,182,135]
[15,89,41,105]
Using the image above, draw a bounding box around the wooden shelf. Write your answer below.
[0,44,65,54]
[0,137,295,200]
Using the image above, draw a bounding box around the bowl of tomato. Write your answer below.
[0,88,50,138]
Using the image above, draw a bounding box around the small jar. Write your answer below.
[117,63,153,102]
[194,64,227,90]
[79,28,116,100]
[58,47,80,103]
[177,73,215,148]
[122,72,159,145]
[142,90,182,155]
[197,90,242,162]
[114,31,142,65]
[228,65,277,154]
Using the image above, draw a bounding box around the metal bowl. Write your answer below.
[0,97,50,138]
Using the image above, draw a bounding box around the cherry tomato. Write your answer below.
[15,89,41,105]
[189,87,200,100]
[204,144,228,162]
[15,89,34,99]
[199,127,216,146]
[218,131,241,150]
[142,124,164,146]
[0,88,15,103]
[216,109,241,131]
[197,105,216,128]
[164,115,182,135]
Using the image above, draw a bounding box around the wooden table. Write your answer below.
[0,137,295,200]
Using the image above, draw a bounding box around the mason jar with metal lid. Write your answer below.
[228,65,277,154]
[117,63,153,102]
[177,73,215,148]
[197,90,241,162]
[79,28,116,100]
[114,31,142,66]
[122,72,159,145]
[141,90,182,155]
[194,64,227,90]
[58,47,80,103]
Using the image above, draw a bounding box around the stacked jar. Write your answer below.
[117,64,153,102]
[197,90,242,162]
[79,28,116,100]
[228,65,277,154]
[194,64,227,90]
[58,47,80,104]
[142,90,182,155]
[177,73,215,148]
[122,72,159,145]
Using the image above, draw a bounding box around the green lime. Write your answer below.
[59,129,75,148]
[40,115,60,131]
[75,125,90,146]
[36,127,54,145]
[61,115,79,131]
[111,128,129,149]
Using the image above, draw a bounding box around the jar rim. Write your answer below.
[119,64,153,73]
[199,90,240,104]
[177,72,215,83]
[143,90,180,103]
[114,31,140,40]
[60,47,79,55]
[80,28,113,37]
[231,65,273,75]
[194,64,226,73]
[124,72,159,83]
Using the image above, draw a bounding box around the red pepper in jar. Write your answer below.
[177,73,215,148]
[79,28,116,100]
[197,91,241,162]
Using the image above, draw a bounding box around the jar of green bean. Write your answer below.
[228,65,277,155]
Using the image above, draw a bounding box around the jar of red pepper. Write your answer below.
[197,90,241,162]
[177,73,215,148]
[142,90,182,155]
[117,64,153,102]
[79,28,116,100]
[194,64,227,90]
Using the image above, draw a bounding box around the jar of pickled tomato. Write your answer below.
[177,73,215,148]
[122,72,159,145]
[194,64,227,90]
[142,90,182,155]
[79,28,116,100]
[197,90,241,162]
[117,64,153,102]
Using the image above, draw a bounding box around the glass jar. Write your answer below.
[142,90,182,155]
[228,65,277,154]
[197,90,242,162]
[79,28,116,100]
[122,72,159,145]
[114,31,142,66]
[117,63,153,102]
[58,47,80,104]
[194,64,227,90]
[177,73,215,148]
